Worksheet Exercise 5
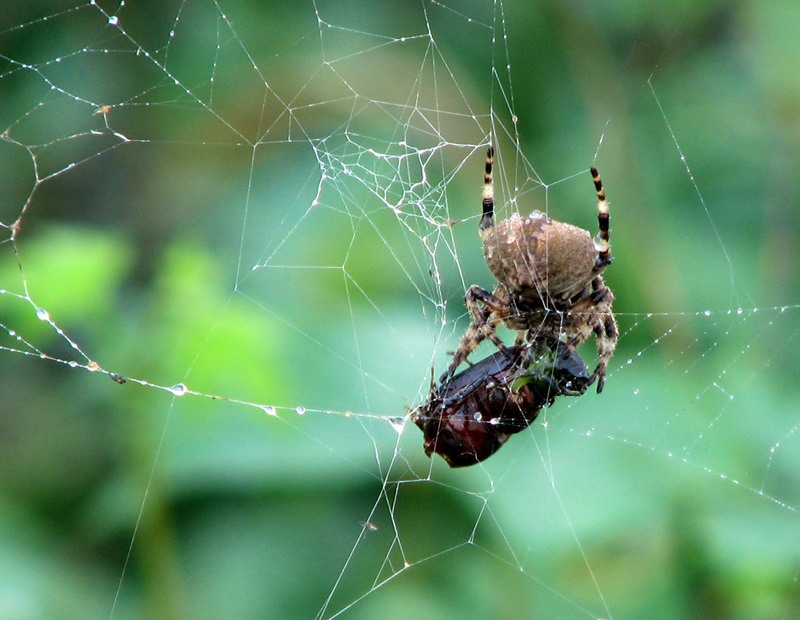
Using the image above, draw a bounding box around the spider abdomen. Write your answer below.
[482,211,597,306]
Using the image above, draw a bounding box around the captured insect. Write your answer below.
[412,339,590,467]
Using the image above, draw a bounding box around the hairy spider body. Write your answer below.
[443,147,618,392]
[413,339,590,467]
[483,212,598,306]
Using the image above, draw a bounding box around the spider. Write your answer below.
[441,146,617,393]
[413,338,591,467]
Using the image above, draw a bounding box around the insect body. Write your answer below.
[412,339,590,467]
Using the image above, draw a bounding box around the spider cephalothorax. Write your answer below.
[442,146,618,392]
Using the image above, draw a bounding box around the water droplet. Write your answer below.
[169,383,187,396]
[108,15,119,25]
[388,417,405,434]
[703,310,711,316]
[633,388,640,395]
[474,411,483,421]
[736,307,743,315]
[296,406,306,415]
[36,307,50,321]
[263,405,277,417]
[87,361,100,372]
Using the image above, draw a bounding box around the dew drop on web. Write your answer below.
[169,383,188,396]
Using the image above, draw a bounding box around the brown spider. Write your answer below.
[442,146,618,392]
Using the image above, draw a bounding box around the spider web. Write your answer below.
[2,1,800,619]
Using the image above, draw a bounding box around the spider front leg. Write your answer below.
[440,285,509,382]
[588,276,617,393]
[590,312,618,393]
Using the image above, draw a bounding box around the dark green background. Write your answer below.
[1,1,799,618]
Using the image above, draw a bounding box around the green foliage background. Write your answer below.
[1,1,800,619]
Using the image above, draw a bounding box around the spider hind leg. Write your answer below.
[591,167,612,270]
[479,146,495,233]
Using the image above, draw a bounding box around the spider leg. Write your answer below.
[587,277,617,393]
[600,313,619,391]
[440,285,509,382]
[479,146,494,233]
[591,167,612,270]
[465,286,510,355]
[590,314,617,393]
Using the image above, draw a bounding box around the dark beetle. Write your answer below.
[412,339,590,467]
